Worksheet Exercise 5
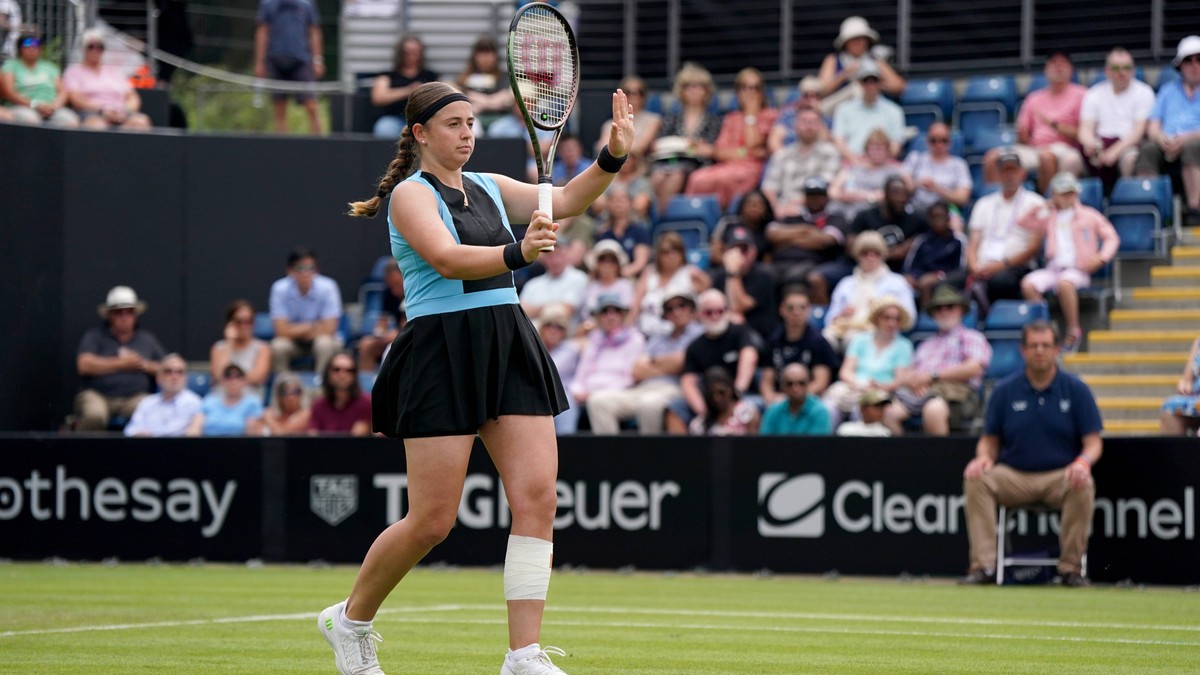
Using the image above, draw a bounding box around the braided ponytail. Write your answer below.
[346,81,465,218]
[347,129,418,217]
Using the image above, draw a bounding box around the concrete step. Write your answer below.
[1103,419,1163,435]
[1081,374,1179,398]
[1086,330,1197,352]
[1151,266,1200,287]
[1096,396,1163,421]
[1122,287,1200,310]
[1108,308,1200,331]
[1063,352,1186,375]
[1172,246,1200,266]
[1183,226,1200,245]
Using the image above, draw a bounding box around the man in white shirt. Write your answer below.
[831,60,906,160]
[518,245,589,322]
[124,354,203,437]
[1078,47,1156,192]
[952,150,1046,305]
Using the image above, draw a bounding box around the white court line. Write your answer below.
[2,604,1198,647]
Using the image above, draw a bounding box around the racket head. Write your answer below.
[507,2,580,136]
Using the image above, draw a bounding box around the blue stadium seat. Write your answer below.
[901,78,955,122]
[1156,67,1181,91]
[985,338,1024,380]
[965,126,1016,156]
[959,75,1018,116]
[661,194,722,231]
[295,371,321,390]
[655,219,710,269]
[253,312,275,341]
[187,371,212,398]
[644,92,664,115]
[984,300,1049,332]
[1106,176,1173,258]
[808,305,828,331]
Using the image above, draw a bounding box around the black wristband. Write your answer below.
[597,145,628,173]
[504,241,532,270]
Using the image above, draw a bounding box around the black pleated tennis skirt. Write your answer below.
[372,303,569,438]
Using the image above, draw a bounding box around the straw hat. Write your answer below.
[834,16,879,50]
[868,295,914,331]
[585,239,630,271]
[97,286,146,318]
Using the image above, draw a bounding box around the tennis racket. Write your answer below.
[507,1,580,250]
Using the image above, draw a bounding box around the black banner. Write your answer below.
[0,435,1195,585]
[0,436,262,561]
[280,436,710,570]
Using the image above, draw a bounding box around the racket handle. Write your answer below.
[538,179,554,252]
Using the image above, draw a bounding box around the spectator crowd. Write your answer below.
[33,14,1200,439]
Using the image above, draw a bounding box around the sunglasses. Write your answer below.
[782,379,809,387]
[18,38,40,48]
[86,43,105,51]
[598,306,625,315]
[293,264,316,272]
[160,368,186,375]
[699,308,725,318]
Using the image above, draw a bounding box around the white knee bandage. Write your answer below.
[503,535,553,601]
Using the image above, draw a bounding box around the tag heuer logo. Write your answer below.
[311,475,358,526]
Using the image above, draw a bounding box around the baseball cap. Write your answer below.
[803,176,829,194]
[859,389,892,406]
[594,293,629,314]
[1049,172,1081,194]
[855,59,882,81]
[1174,35,1200,67]
[996,149,1021,168]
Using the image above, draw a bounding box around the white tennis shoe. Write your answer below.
[500,644,568,675]
[317,600,385,675]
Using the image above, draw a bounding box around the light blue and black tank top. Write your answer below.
[387,171,520,319]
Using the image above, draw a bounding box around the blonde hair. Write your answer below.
[865,127,891,149]
[672,62,714,103]
[347,82,462,217]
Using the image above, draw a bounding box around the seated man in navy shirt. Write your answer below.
[961,320,1102,587]
[759,285,838,405]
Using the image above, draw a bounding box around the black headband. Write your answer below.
[410,93,470,128]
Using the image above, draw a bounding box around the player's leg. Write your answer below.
[344,434,475,620]
[478,414,558,651]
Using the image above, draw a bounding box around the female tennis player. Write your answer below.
[318,81,634,675]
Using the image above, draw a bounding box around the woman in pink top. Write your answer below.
[1019,172,1120,351]
[63,29,151,131]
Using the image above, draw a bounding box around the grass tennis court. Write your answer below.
[1,562,1197,673]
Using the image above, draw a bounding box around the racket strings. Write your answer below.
[511,7,576,128]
